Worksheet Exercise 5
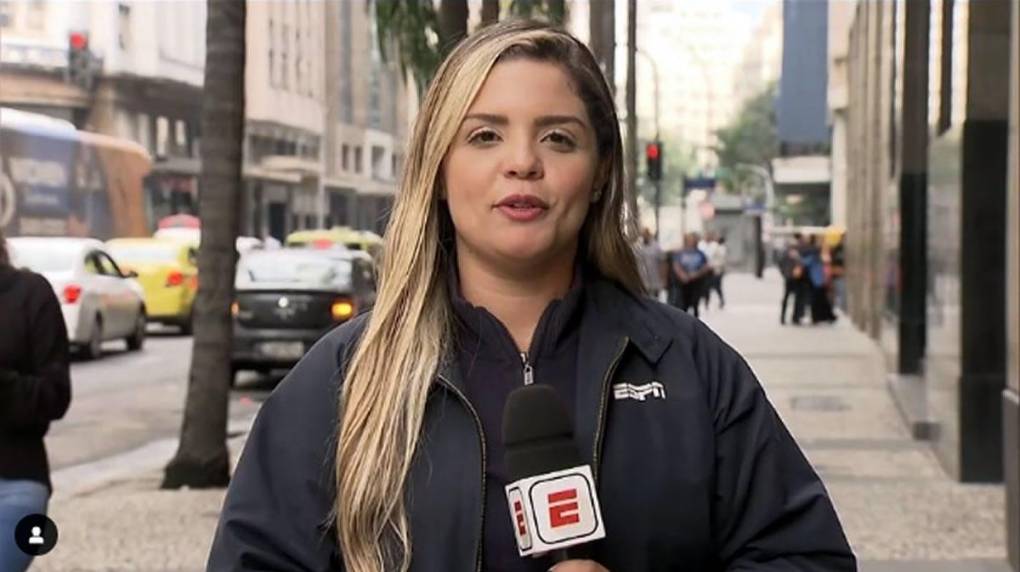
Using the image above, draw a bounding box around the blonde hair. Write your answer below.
[335,19,643,571]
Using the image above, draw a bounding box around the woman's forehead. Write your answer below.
[466,59,586,119]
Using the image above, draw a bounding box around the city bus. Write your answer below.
[0,107,152,239]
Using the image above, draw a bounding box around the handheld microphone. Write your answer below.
[502,384,606,561]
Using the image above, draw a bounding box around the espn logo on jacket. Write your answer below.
[504,465,605,556]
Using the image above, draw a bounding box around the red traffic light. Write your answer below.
[645,142,660,160]
[69,32,89,51]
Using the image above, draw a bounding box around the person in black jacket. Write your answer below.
[209,20,855,572]
[0,228,72,572]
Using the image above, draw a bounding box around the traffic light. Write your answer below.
[645,141,663,181]
[67,31,95,90]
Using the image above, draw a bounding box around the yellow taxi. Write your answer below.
[285,226,383,261]
[106,238,199,333]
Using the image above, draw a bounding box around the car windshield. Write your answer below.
[108,244,179,263]
[237,254,351,288]
[9,241,76,272]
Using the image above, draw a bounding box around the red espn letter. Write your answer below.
[514,500,527,535]
[547,489,580,528]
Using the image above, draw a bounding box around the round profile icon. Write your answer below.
[14,513,58,556]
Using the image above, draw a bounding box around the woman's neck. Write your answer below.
[456,245,577,353]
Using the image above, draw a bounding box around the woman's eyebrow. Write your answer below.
[462,113,586,129]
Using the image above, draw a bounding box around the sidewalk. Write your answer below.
[30,271,1009,571]
[701,271,1008,571]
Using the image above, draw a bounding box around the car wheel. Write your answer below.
[85,318,103,360]
[127,310,146,351]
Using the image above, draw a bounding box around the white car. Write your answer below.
[8,237,147,359]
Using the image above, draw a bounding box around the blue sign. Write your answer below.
[683,177,716,191]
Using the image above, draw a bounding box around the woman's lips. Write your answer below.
[496,204,547,222]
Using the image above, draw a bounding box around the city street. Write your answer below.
[45,328,267,498]
[27,271,1010,572]
[2,0,1017,569]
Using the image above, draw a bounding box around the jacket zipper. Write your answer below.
[592,337,629,484]
[435,373,485,572]
[519,352,534,385]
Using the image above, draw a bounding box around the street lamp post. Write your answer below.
[735,163,775,279]
[735,163,775,215]
[635,47,661,239]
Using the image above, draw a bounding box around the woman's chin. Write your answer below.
[494,242,574,269]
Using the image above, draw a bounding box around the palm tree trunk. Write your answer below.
[438,0,469,55]
[481,0,499,26]
[162,0,245,489]
[625,0,637,214]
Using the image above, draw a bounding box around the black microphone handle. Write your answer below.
[548,548,571,564]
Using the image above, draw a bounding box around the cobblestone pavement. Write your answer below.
[27,271,1010,571]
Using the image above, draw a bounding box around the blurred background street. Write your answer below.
[0,0,1018,570]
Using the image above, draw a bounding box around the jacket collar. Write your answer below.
[583,274,673,364]
[435,269,673,390]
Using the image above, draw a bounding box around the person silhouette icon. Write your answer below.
[29,526,44,545]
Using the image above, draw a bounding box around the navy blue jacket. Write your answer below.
[207,274,856,571]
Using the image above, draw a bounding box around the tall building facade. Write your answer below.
[0,0,411,241]
[0,0,206,221]
[835,4,1017,566]
[241,0,409,241]
[620,0,750,169]
[1005,1,1019,567]
[774,0,831,227]
[733,2,783,111]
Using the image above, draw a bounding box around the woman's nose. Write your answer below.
[503,141,543,180]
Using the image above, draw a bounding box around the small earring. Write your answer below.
[591,190,603,203]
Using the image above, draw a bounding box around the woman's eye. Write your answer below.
[468,130,500,144]
[545,131,576,148]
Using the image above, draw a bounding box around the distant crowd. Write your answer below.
[635,228,847,325]
[637,229,728,318]
[777,232,845,326]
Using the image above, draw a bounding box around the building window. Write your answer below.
[296,27,303,94]
[136,113,150,152]
[341,144,349,171]
[281,23,289,90]
[339,0,353,123]
[371,146,385,179]
[354,147,362,174]
[118,3,131,50]
[156,116,169,158]
[175,120,188,153]
[1,2,13,28]
[268,19,276,87]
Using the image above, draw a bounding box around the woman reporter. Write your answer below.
[208,20,854,572]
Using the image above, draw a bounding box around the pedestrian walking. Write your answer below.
[779,234,804,325]
[637,227,666,302]
[831,233,847,312]
[670,233,712,318]
[702,232,727,310]
[209,20,854,572]
[791,233,814,325]
[0,228,71,572]
[808,240,838,324]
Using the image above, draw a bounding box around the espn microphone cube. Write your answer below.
[505,465,606,557]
